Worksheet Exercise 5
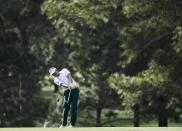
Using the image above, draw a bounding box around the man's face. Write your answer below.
[52,70,60,77]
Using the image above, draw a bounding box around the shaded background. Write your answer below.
[0,0,182,127]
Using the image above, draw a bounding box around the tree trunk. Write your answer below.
[18,74,23,118]
[96,107,102,127]
[174,114,179,123]
[133,104,140,127]
[20,27,29,52]
[158,95,168,127]
[158,110,168,127]
[0,113,5,127]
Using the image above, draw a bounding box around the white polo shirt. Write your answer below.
[54,68,77,90]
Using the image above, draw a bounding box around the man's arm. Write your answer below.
[67,73,73,83]
[54,78,62,86]
[62,68,74,84]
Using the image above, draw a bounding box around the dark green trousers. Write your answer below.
[62,87,79,126]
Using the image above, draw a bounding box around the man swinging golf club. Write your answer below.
[49,67,80,128]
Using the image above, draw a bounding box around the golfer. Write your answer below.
[49,67,80,128]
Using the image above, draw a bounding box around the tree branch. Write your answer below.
[122,32,172,76]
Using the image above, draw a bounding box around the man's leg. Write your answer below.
[62,90,71,126]
[70,88,80,126]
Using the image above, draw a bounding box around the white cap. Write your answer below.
[49,67,56,76]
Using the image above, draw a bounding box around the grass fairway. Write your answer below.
[0,127,182,131]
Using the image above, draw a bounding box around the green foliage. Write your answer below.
[1,0,182,127]
[108,1,182,125]
[0,0,56,127]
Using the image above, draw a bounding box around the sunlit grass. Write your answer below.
[40,90,182,127]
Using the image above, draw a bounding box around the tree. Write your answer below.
[42,0,123,126]
[0,0,56,126]
[109,0,182,127]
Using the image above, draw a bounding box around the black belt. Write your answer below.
[61,85,69,88]
[61,85,77,90]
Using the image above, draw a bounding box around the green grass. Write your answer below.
[1,127,182,131]
[76,109,182,127]
[40,90,182,127]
